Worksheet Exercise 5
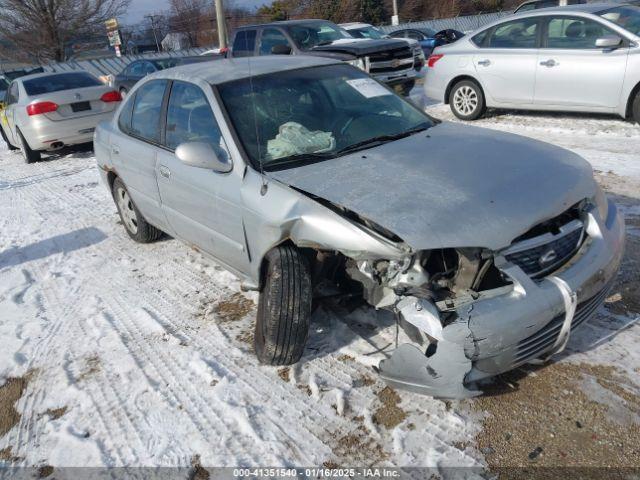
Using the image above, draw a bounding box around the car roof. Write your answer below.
[152,56,342,85]
[235,19,335,29]
[340,22,372,29]
[512,2,632,16]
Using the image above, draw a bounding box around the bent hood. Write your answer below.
[268,122,596,251]
[311,38,409,56]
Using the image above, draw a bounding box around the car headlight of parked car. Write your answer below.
[594,183,609,222]
[348,57,367,71]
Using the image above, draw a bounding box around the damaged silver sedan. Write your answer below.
[94,56,625,398]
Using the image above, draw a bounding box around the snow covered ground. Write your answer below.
[1,98,639,473]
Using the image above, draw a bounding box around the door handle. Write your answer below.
[159,165,171,179]
[112,145,120,155]
[540,59,558,67]
[477,59,491,66]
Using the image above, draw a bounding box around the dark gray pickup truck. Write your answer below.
[229,19,417,95]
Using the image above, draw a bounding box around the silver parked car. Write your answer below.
[3,71,122,163]
[424,4,640,122]
[95,57,624,398]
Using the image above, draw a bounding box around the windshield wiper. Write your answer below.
[335,124,430,156]
[263,151,336,170]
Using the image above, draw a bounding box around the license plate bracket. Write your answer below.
[71,101,91,113]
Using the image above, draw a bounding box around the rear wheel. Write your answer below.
[254,245,312,366]
[17,129,41,163]
[112,177,162,243]
[632,90,640,125]
[450,80,486,121]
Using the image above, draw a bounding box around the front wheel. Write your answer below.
[632,90,640,125]
[17,129,41,163]
[450,80,486,121]
[112,177,162,243]
[255,245,312,366]
[119,88,128,99]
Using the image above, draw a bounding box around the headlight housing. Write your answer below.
[594,183,609,221]
[348,57,367,71]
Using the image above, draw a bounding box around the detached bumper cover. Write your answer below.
[379,201,625,398]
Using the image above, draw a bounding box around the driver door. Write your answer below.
[156,80,249,272]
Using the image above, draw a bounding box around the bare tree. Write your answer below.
[0,0,131,62]
[167,0,213,48]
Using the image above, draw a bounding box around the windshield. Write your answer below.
[598,5,640,35]
[23,72,101,96]
[218,64,433,170]
[349,26,386,39]
[287,22,351,49]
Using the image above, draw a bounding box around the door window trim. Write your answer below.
[475,17,543,49]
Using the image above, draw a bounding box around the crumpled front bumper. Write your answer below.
[378,200,625,398]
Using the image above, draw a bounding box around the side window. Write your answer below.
[233,30,257,57]
[130,80,167,143]
[143,62,156,75]
[165,81,226,154]
[488,18,539,48]
[471,29,490,47]
[388,31,404,38]
[546,17,612,49]
[118,93,136,133]
[129,62,144,76]
[259,28,291,55]
[7,83,19,104]
[406,31,423,40]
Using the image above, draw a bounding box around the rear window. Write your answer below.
[23,72,101,96]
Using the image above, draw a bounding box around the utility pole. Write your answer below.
[391,0,399,25]
[214,0,228,49]
[145,14,161,52]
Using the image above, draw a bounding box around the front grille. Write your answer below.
[369,46,414,74]
[514,280,613,365]
[503,219,584,278]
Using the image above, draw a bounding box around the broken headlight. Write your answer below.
[594,183,609,222]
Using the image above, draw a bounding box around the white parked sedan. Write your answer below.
[1,71,122,163]
[424,4,640,122]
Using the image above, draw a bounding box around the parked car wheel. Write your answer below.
[0,125,17,150]
[119,87,128,98]
[112,177,162,243]
[400,80,416,97]
[17,129,41,163]
[632,90,640,125]
[255,245,312,366]
[450,80,486,121]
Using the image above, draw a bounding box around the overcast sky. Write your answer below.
[125,0,261,24]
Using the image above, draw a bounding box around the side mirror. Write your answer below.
[595,35,622,49]
[271,44,292,55]
[175,141,233,173]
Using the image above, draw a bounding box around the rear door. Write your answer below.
[534,15,629,108]
[111,79,170,231]
[472,17,541,105]
[156,80,248,271]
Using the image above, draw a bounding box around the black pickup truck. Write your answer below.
[228,19,417,95]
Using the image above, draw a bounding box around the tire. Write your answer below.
[119,87,128,99]
[632,90,640,125]
[112,177,162,243]
[255,245,312,366]
[400,80,416,97]
[0,125,17,150]
[449,80,486,121]
[17,129,41,163]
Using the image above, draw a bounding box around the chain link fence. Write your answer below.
[379,11,511,34]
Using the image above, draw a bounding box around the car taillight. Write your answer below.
[100,91,122,102]
[427,54,444,68]
[26,101,58,116]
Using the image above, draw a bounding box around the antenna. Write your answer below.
[246,56,268,196]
